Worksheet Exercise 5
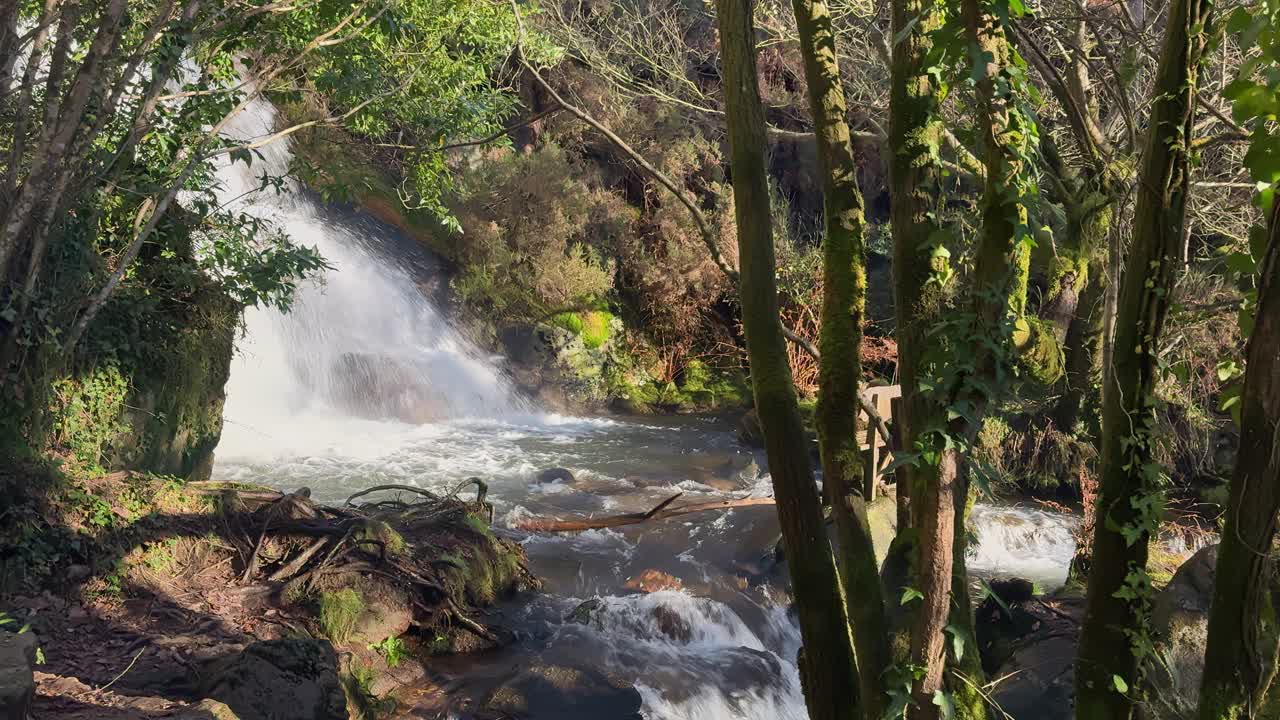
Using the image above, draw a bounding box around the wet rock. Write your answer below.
[366,656,426,698]
[564,598,604,625]
[178,699,241,720]
[736,409,765,448]
[536,468,576,484]
[624,570,683,593]
[198,639,347,720]
[980,591,1084,720]
[975,577,1051,675]
[0,631,37,720]
[649,606,692,643]
[479,662,642,720]
[326,352,442,424]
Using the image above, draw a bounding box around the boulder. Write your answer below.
[0,631,36,720]
[1143,544,1253,719]
[973,584,1083,720]
[198,639,347,720]
[536,468,577,485]
[479,662,642,720]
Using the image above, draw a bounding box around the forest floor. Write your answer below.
[1,467,535,719]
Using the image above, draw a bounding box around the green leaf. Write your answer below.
[1112,675,1129,694]
[1250,224,1270,263]
[901,587,924,605]
[932,689,956,720]
[944,624,965,662]
[1226,251,1257,276]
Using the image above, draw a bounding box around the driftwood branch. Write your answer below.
[512,493,778,532]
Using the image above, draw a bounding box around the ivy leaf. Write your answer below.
[901,588,924,605]
[1243,132,1280,184]
[932,689,956,720]
[1112,675,1129,694]
[944,624,966,662]
[1225,251,1257,276]
[1250,224,1270,263]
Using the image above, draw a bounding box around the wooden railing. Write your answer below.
[857,384,901,500]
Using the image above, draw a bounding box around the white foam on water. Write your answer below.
[967,504,1080,589]
[559,591,807,720]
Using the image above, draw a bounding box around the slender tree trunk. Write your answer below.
[909,0,1030,715]
[1197,202,1280,720]
[1073,0,1212,714]
[887,0,952,703]
[1052,198,1114,433]
[714,0,858,717]
[789,0,890,713]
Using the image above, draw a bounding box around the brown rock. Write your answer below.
[623,570,682,593]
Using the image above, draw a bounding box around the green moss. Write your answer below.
[356,520,407,556]
[550,312,585,335]
[580,311,613,349]
[1013,316,1065,384]
[318,588,365,643]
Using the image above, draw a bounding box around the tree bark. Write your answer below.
[1073,0,1213,714]
[714,0,858,717]
[1197,202,1280,720]
[789,0,891,713]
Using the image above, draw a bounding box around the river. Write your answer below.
[210,96,1081,719]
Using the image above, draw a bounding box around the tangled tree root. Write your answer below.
[187,478,538,644]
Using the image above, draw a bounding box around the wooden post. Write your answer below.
[889,395,909,529]
[863,390,879,500]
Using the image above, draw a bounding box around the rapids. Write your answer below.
[211,97,1082,718]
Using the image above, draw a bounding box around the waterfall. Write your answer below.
[967,504,1080,590]
[213,97,530,461]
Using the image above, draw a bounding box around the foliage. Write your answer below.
[317,588,366,644]
[449,145,629,320]
[47,365,130,471]
[368,635,407,668]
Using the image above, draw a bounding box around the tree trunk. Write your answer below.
[714,0,858,717]
[888,0,946,527]
[908,0,1030,715]
[1197,202,1280,720]
[1051,198,1115,434]
[789,0,890,713]
[1073,0,1213,714]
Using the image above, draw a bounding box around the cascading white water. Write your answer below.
[967,504,1080,590]
[214,97,529,462]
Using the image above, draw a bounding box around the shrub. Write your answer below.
[449,144,633,322]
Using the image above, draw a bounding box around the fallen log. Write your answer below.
[513,493,778,532]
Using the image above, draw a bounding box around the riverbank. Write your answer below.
[0,463,535,719]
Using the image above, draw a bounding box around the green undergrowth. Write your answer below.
[318,588,366,644]
[0,460,218,594]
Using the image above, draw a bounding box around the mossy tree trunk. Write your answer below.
[714,0,859,717]
[789,0,891,713]
[1197,203,1280,720]
[907,1,1030,716]
[1073,0,1213,714]
[887,0,948,694]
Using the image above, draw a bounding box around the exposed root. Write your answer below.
[187,482,537,644]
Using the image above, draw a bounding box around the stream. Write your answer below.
[210,97,1082,719]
